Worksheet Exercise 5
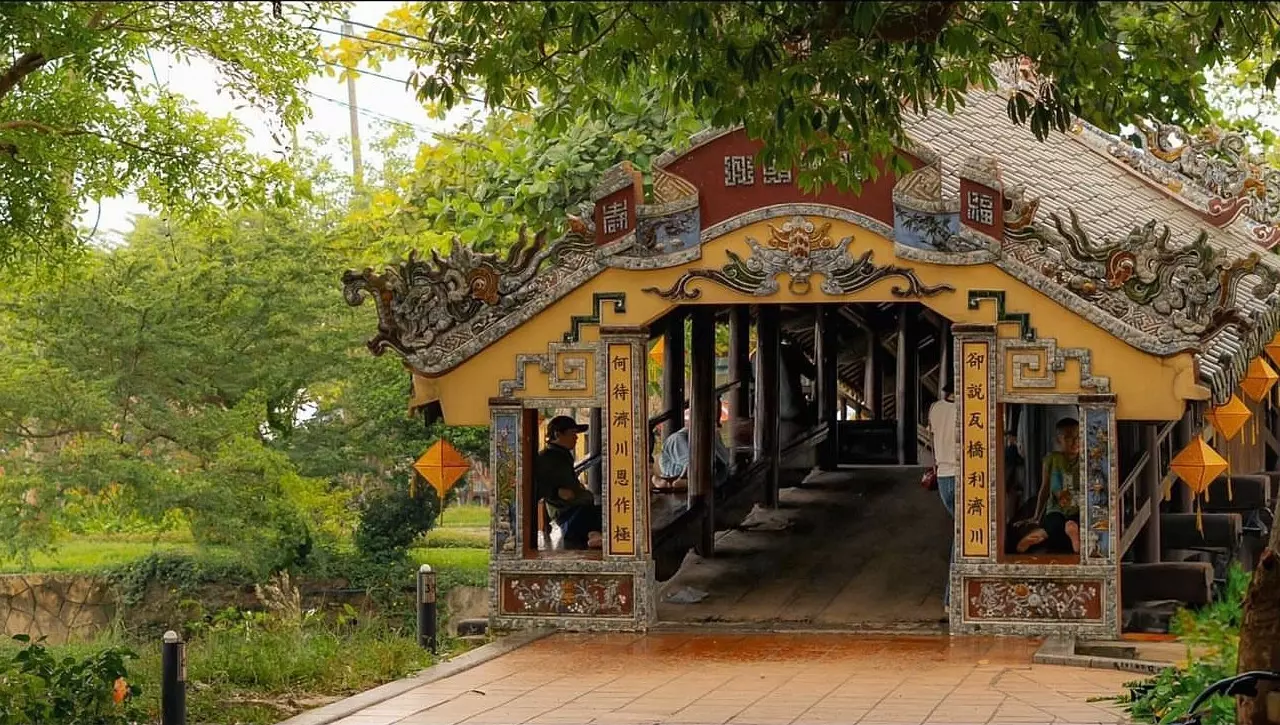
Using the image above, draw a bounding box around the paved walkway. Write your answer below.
[657,468,951,627]
[330,633,1137,725]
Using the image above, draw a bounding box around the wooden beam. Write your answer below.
[1140,422,1162,563]
[816,306,839,470]
[588,407,603,496]
[662,310,686,440]
[896,305,919,465]
[940,320,953,395]
[756,305,781,507]
[865,327,882,420]
[1173,406,1196,514]
[729,305,751,466]
[690,306,717,557]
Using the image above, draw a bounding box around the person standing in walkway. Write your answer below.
[534,415,603,550]
[927,385,958,612]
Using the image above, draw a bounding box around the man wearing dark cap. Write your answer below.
[534,415,603,550]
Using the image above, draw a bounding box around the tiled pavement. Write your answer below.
[328,632,1138,725]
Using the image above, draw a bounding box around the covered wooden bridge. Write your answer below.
[344,64,1280,638]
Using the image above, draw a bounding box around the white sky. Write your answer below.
[86,1,478,241]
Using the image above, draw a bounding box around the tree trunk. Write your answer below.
[1237,498,1280,725]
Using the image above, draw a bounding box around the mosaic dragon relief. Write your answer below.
[643,216,954,300]
[1123,119,1280,233]
[341,227,598,373]
[1004,208,1280,345]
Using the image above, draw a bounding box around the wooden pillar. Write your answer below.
[756,305,781,506]
[690,307,717,557]
[1174,405,1196,513]
[940,320,953,394]
[865,328,882,420]
[1140,422,1162,563]
[588,407,603,495]
[816,306,839,471]
[729,305,751,466]
[896,305,919,465]
[662,310,686,439]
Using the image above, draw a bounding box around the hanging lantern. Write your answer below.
[1207,394,1251,441]
[412,439,471,503]
[1240,357,1279,402]
[1266,332,1280,369]
[1170,437,1229,497]
[1170,437,1229,531]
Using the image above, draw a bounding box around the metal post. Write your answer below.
[161,630,186,725]
[417,564,438,653]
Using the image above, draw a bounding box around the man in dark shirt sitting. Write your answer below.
[534,415,603,550]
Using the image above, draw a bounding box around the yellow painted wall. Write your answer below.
[431,218,1192,424]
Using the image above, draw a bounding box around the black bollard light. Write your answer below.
[161,630,186,725]
[417,564,438,653]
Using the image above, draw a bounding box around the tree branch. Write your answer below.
[0,51,49,101]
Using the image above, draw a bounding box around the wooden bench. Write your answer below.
[1121,561,1215,608]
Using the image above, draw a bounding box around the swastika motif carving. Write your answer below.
[763,166,793,185]
[724,155,755,186]
[602,201,628,234]
[966,191,995,225]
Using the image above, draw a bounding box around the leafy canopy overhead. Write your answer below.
[331,1,1280,193]
[0,0,345,269]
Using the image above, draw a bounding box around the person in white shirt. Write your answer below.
[658,408,731,486]
[927,384,958,610]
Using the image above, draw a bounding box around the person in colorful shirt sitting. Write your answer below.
[1014,417,1082,554]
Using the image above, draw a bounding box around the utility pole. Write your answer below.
[342,19,364,189]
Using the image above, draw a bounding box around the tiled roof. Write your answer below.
[903,86,1280,404]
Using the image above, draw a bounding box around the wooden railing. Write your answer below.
[1117,420,1177,559]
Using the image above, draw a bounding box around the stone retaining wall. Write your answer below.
[0,575,116,645]
[0,574,492,645]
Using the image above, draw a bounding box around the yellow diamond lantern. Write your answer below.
[1206,394,1251,441]
[1241,357,1279,402]
[1266,332,1280,369]
[413,440,471,502]
[1169,437,1229,498]
[649,337,664,366]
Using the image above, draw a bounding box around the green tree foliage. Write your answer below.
[331,1,1280,193]
[337,84,702,258]
[0,0,344,269]
[0,200,350,570]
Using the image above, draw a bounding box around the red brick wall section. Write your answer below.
[959,178,1004,240]
[661,130,919,230]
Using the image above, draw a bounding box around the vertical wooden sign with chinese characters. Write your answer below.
[961,341,991,558]
[607,343,635,555]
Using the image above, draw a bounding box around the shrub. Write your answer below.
[0,635,143,725]
[1114,564,1250,725]
[354,484,439,561]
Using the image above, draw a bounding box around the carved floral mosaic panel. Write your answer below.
[492,412,519,556]
[965,578,1103,621]
[1083,407,1113,562]
[499,574,635,617]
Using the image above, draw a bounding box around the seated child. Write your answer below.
[1014,417,1082,554]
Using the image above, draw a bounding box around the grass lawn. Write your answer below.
[0,535,238,574]
[409,548,488,576]
[435,503,489,528]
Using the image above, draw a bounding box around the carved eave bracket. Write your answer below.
[342,227,602,375]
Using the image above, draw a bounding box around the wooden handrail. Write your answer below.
[1118,504,1151,559]
[647,379,744,430]
[1118,451,1151,499]
[574,453,602,475]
